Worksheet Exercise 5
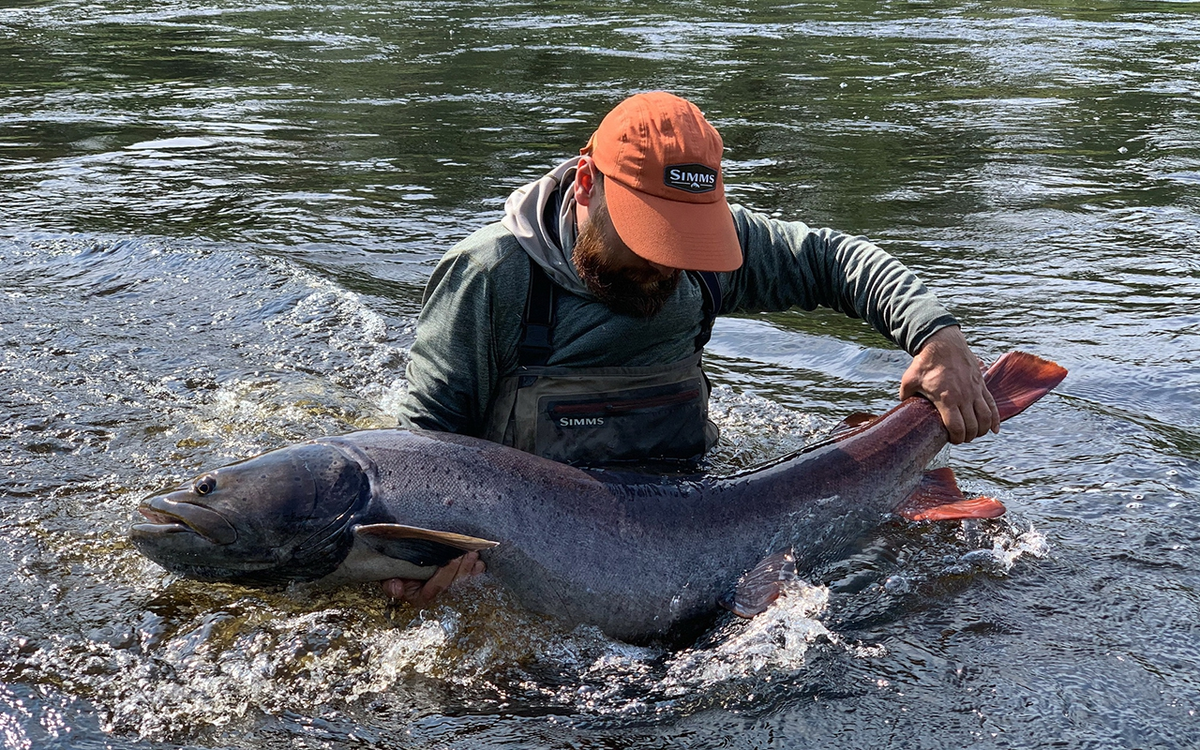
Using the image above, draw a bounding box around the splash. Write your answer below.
[4,510,1049,745]
[706,385,826,470]
[954,523,1049,575]
[3,574,851,742]
[662,580,834,688]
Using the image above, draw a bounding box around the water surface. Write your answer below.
[1,0,1199,747]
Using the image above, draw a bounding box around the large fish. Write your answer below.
[130,351,1066,641]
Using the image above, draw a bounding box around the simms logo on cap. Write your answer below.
[664,163,718,194]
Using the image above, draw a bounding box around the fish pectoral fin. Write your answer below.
[719,550,800,619]
[353,524,499,568]
[897,467,1007,522]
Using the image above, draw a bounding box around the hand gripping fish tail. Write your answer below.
[896,351,1068,523]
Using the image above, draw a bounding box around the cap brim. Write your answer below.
[604,180,743,273]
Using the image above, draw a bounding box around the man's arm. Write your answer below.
[722,205,957,352]
[397,244,504,437]
[390,234,522,605]
[723,205,998,443]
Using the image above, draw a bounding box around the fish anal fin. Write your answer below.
[719,550,799,619]
[983,351,1068,423]
[898,467,1007,522]
[353,524,498,568]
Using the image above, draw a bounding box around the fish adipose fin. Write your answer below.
[830,412,879,438]
[984,351,1068,422]
[897,467,1006,522]
[354,524,499,568]
[718,550,800,619]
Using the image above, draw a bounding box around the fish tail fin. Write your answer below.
[897,467,1006,522]
[984,351,1068,423]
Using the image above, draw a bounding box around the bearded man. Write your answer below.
[387,91,999,604]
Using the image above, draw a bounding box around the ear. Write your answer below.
[574,156,599,207]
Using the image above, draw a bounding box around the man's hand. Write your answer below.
[899,326,1000,445]
[379,551,486,607]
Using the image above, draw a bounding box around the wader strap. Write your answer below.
[692,270,721,353]
[519,261,556,367]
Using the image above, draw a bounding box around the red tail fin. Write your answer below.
[983,351,1068,423]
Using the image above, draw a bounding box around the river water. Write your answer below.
[1,0,1198,747]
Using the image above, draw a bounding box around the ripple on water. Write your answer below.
[1,0,1198,744]
[0,509,1055,745]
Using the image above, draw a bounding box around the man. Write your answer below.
[385,91,999,605]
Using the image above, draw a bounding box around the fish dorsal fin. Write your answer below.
[897,468,1007,522]
[718,550,799,619]
[353,524,498,567]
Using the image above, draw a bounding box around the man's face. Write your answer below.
[573,193,681,318]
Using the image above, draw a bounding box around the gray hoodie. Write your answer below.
[397,159,958,437]
[499,159,591,298]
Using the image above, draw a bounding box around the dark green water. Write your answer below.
[1,0,1198,747]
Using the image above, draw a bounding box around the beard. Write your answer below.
[572,206,681,319]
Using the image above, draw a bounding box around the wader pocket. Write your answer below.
[535,380,709,465]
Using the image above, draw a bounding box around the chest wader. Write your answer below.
[482,261,722,467]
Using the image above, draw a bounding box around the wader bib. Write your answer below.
[482,262,721,467]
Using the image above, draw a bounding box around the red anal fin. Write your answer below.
[718,550,798,618]
[897,467,1007,522]
[983,351,1068,423]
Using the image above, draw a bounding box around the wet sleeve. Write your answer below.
[395,248,500,436]
[721,205,959,354]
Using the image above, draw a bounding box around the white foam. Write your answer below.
[958,523,1049,574]
[706,385,825,469]
[663,580,832,689]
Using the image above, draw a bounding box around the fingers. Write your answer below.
[942,386,1000,444]
[464,553,487,577]
[902,327,1003,444]
[413,551,483,606]
[380,577,422,600]
[379,550,486,608]
[939,402,968,445]
[979,385,1000,436]
[960,372,999,443]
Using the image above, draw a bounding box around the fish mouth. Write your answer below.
[132,495,239,545]
[134,506,191,533]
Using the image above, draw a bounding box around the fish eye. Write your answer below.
[193,475,218,495]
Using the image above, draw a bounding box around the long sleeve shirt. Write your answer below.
[396,202,957,437]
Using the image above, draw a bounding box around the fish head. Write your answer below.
[129,442,371,585]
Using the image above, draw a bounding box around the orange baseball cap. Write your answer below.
[581,91,742,272]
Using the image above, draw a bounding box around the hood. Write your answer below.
[501,158,592,297]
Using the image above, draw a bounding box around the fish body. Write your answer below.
[131,351,1066,641]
